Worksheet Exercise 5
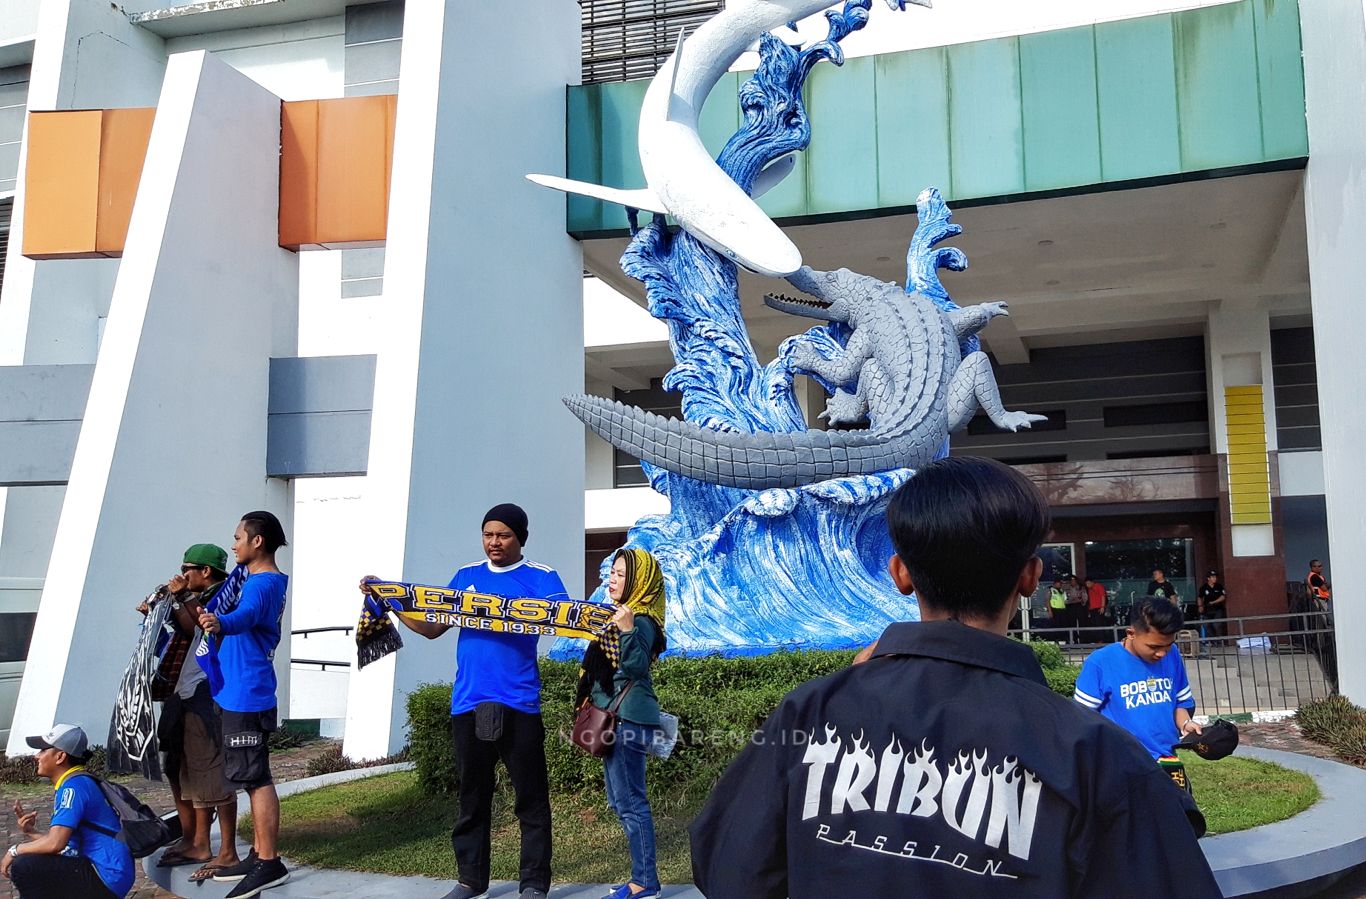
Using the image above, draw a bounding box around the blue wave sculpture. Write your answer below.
[555,2,978,658]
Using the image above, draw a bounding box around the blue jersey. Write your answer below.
[447,559,569,715]
[214,571,288,713]
[1074,642,1194,759]
[50,769,135,897]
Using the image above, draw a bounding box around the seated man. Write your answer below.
[1074,598,1202,761]
[2,724,135,899]
[689,456,1219,898]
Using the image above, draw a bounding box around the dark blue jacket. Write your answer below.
[690,620,1220,898]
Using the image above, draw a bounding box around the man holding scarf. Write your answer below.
[139,544,240,881]
[197,511,290,899]
[372,503,566,899]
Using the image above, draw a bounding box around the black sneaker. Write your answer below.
[223,857,290,898]
[212,849,258,882]
[440,884,490,899]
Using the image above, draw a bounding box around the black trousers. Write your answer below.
[10,853,118,899]
[449,708,552,893]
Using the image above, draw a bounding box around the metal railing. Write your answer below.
[292,657,351,671]
[1012,611,1338,715]
[292,626,353,638]
[290,625,354,670]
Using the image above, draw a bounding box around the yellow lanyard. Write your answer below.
[52,765,87,793]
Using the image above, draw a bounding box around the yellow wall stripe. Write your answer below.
[1224,384,1271,525]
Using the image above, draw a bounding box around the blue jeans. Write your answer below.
[604,720,660,890]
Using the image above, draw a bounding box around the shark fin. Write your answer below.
[668,27,686,102]
[525,174,669,215]
[752,154,797,199]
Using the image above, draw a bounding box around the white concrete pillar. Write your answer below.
[1205,297,1278,557]
[1300,0,1366,704]
[342,1,584,759]
[7,51,298,753]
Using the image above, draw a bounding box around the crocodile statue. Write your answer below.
[563,265,1047,490]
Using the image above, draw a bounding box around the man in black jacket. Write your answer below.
[689,456,1220,898]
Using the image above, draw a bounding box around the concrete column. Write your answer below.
[342,1,584,759]
[1204,298,1285,618]
[1300,0,1366,704]
[0,0,168,587]
[7,51,298,753]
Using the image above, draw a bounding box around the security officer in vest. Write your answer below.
[689,456,1220,898]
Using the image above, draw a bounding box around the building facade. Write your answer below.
[0,0,1364,755]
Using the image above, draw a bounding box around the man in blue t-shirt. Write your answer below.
[3,724,134,898]
[1074,598,1202,759]
[198,510,291,898]
[384,502,567,899]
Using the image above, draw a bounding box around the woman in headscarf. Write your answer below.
[576,548,668,899]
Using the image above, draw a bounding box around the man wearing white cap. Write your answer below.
[0,723,134,898]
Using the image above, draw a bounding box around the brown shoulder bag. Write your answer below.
[571,681,634,758]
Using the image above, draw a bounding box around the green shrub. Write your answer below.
[1332,721,1366,767]
[407,681,457,794]
[1028,639,1067,671]
[0,752,38,785]
[408,650,858,799]
[408,644,1083,800]
[1016,638,1081,696]
[1296,695,1364,744]
[305,744,356,777]
[1043,665,1080,697]
[1297,695,1366,765]
[84,745,108,778]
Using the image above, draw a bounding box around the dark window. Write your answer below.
[0,197,11,298]
[999,454,1068,465]
[966,409,1067,436]
[1105,447,1210,461]
[580,0,725,84]
[612,379,682,487]
[1271,328,1321,451]
[1103,400,1208,428]
[0,612,36,664]
[1083,538,1196,609]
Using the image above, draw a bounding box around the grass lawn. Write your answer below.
[1186,754,1319,835]
[265,771,702,883]
[270,756,1318,881]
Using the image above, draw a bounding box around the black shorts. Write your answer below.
[221,706,277,789]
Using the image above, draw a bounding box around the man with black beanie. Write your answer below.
[388,502,567,899]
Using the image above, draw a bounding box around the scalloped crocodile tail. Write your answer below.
[562,394,913,490]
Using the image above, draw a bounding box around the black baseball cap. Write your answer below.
[1174,719,1239,760]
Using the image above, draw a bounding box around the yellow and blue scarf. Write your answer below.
[354,580,612,668]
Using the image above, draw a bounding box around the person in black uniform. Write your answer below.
[689,456,1219,899]
[1197,570,1228,644]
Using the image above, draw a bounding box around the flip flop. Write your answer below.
[188,862,231,883]
[158,851,212,868]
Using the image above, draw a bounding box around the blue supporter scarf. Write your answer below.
[194,565,247,696]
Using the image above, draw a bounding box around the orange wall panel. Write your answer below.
[279,95,395,251]
[95,108,156,255]
[23,108,154,259]
[23,111,103,259]
[279,100,321,250]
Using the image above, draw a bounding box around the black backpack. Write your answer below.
[72,774,174,858]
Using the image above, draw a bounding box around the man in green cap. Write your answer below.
[136,544,242,881]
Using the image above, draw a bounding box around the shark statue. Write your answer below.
[528,0,928,277]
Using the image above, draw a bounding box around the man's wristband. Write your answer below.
[7,844,18,857]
